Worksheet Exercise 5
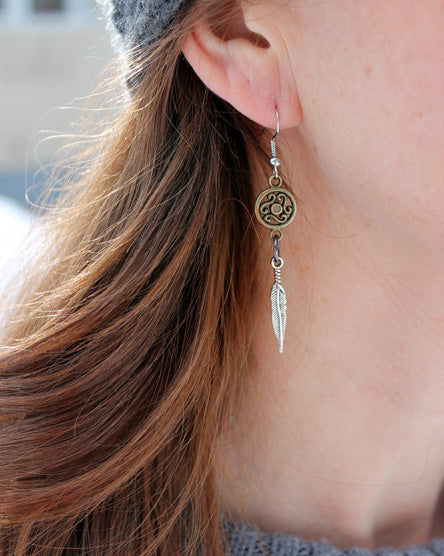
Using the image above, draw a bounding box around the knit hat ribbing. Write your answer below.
[97,0,188,56]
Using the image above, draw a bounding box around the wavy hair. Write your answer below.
[0,0,271,553]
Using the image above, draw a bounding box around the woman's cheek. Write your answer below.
[288,0,444,239]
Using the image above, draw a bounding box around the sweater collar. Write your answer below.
[220,518,444,556]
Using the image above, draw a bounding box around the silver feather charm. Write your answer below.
[270,262,287,353]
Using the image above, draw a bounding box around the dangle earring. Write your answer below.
[254,108,297,353]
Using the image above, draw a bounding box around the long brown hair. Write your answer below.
[0,0,270,553]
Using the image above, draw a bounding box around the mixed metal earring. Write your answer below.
[254,108,297,353]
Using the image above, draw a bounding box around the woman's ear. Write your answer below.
[181,1,302,129]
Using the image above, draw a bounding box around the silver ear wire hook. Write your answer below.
[270,108,280,179]
[271,107,279,141]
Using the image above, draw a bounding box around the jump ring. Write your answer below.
[269,229,283,240]
[271,256,284,269]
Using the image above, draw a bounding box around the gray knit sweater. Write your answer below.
[221,518,444,556]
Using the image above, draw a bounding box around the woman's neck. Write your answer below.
[214,129,444,551]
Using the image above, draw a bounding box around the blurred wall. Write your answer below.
[0,2,115,203]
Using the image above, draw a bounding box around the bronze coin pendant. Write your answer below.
[254,175,297,231]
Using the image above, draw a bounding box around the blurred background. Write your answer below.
[0,0,114,281]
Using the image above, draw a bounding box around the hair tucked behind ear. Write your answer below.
[0,0,269,553]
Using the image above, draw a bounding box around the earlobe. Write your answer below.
[181,16,299,130]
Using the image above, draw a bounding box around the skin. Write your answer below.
[182,0,444,550]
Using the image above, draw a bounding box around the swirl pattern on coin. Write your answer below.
[255,187,297,229]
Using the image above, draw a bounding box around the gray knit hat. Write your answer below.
[97,0,188,56]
